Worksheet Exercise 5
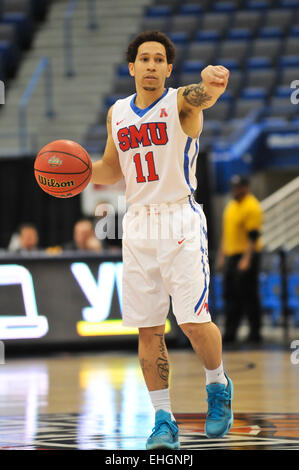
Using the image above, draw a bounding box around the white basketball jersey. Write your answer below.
[111,87,203,206]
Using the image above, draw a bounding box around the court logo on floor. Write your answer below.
[0,413,299,450]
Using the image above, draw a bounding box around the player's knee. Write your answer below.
[138,325,165,343]
[180,322,207,340]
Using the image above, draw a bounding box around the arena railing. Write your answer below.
[19,56,55,154]
[261,176,299,252]
[64,0,98,77]
[260,176,299,334]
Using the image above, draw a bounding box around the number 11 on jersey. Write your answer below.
[133,151,159,183]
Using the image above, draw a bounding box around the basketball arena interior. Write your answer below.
[0,0,298,452]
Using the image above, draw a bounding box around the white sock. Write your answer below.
[149,388,175,420]
[205,361,228,386]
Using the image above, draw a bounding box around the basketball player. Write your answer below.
[91,31,233,450]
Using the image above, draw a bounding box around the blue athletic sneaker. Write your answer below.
[205,374,234,438]
[146,410,179,450]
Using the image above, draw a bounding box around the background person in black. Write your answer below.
[63,219,102,253]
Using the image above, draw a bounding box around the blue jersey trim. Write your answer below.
[130,88,169,117]
[184,137,195,194]
[188,195,208,240]
[194,246,208,314]
[191,138,199,168]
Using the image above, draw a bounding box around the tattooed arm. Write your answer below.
[91,105,123,185]
[177,65,229,137]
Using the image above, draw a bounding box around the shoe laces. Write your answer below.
[150,419,178,438]
[207,389,230,420]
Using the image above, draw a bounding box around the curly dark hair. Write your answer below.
[126,31,176,64]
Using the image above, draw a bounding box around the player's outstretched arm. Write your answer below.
[91,106,123,185]
[178,65,229,114]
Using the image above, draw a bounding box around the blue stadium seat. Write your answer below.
[232,10,264,32]
[217,39,251,67]
[218,58,240,70]
[210,273,224,313]
[284,37,299,55]
[199,12,232,36]
[116,64,130,77]
[186,41,218,63]
[212,1,237,12]
[178,70,200,86]
[274,84,293,97]
[194,30,221,42]
[247,56,273,68]
[1,14,33,49]
[145,5,171,17]
[0,38,20,77]
[264,8,295,32]
[279,66,299,86]
[0,23,20,77]
[247,68,277,92]
[181,60,206,73]
[251,38,282,63]
[245,0,273,10]
[259,26,284,38]
[259,272,282,325]
[140,16,170,34]
[279,0,299,8]
[169,13,200,37]
[289,24,299,36]
[279,55,299,67]
[178,4,203,15]
[241,87,267,99]
[168,31,189,45]
[287,274,299,326]
[227,28,252,39]
[2,0,35,48]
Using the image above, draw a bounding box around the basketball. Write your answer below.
[34,139,92,198]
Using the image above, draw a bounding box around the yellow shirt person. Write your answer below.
[218,174,263,344]
[222,192,263,257]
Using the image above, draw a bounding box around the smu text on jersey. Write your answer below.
[117,123,168,151]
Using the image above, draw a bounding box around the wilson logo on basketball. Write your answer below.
[48,156,63,168]
[38,175,75,188]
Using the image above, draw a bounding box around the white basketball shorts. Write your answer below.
[121,195,211,328]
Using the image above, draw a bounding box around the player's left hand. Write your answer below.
[238,256,251,271]
[201,65,229,88]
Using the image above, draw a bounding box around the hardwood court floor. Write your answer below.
[0,348,298,450]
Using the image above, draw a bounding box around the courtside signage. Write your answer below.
[0,265,48,339]
[0,262,171,341]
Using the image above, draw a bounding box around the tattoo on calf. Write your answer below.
[155,334,169,382]
[182,83,212,107]
[140,358,148,375]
